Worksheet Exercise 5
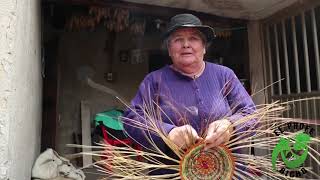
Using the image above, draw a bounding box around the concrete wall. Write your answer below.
[55,28,160,155]
[0,0,42,179]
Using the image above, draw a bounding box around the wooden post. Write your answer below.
[81,101,92,166]
[247,20,267,105]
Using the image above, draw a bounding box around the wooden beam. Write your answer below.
[248,21,267,105]
[42,0,246,27]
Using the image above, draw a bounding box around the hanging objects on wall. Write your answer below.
[215,30,232,39]
[66,15,96,31]
[215,27,247,39]
[202,20,233,39]
[129,19,146,36]
[66,6,129,32]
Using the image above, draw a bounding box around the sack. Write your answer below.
[32,149,85,180]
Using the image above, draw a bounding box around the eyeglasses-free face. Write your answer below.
[167,28,206,74]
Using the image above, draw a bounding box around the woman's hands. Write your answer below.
[168,125,201,149]
[168,119,233,150]
[204,119,233,150]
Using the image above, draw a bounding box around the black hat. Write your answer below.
[164,14,215,42]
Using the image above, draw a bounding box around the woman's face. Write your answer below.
[167,28,206,72]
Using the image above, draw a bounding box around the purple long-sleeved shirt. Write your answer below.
[123,62,256,149]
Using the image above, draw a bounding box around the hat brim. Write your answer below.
[163,25,216,42]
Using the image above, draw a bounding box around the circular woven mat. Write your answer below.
[180,143,234,180]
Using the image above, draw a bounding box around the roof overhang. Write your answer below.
[123,0,298,20]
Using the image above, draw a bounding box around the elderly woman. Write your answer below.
[124,14,255,154]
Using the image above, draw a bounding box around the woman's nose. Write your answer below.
[182,39,190,48]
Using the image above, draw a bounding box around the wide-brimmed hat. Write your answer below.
[163,14,215,42]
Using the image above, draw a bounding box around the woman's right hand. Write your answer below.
[168,125,201,149]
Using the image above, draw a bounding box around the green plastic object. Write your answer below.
[94,109,124,130]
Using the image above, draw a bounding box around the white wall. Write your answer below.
[0,0,42,179]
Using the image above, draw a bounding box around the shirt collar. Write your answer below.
[170,61,206,79]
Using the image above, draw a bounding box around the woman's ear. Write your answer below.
[203,48,206,54]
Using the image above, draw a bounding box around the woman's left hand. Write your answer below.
[204,119,233,150]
